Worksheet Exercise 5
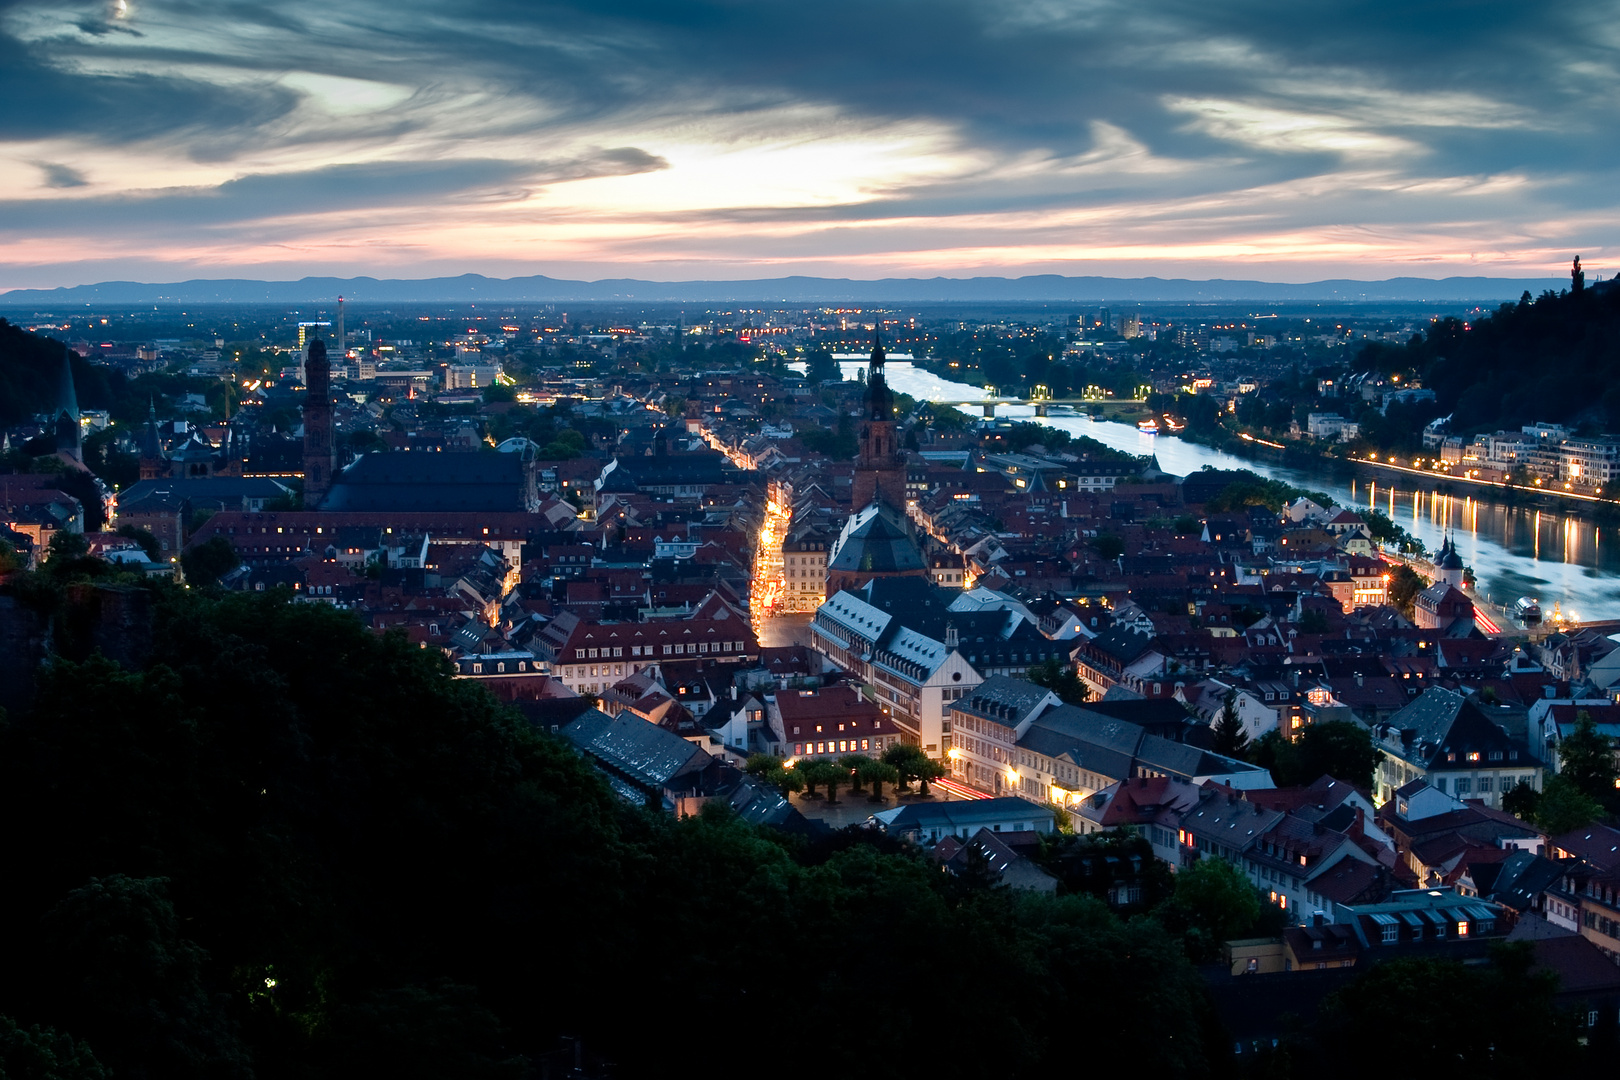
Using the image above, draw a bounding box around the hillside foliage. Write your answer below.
[1355,276,1620,432]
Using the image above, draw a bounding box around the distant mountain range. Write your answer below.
[0,272,1570,306]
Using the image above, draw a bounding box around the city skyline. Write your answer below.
[3,1,1619,289]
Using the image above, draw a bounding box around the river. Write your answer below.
[839,360,1620,621]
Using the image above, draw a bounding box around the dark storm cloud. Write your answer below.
[38,162,88,187]
[0,3,299,144]
[5,0,1619,278]
[438,1,1614,172]
[0,149,666,233]
[11,1,1616,180]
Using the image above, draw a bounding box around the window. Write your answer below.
[1455,778,1472,795]
[1477,776,1493,793]
[1381,923,1398,944]
[1456,921,1469,937]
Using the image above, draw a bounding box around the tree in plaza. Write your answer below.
[821,760,849,804]
[839,754,871,794]
[1210,692,1249,757]
[746,753,803,797]
[769,766,805,798]
[1557,711,1619,806]
[854,758,899,803]
[744,754,783,779]
[884,743,945,796]
[1025,658,1090,705]
[798,759,830,799]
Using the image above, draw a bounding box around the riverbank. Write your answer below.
[878,365,1620,619]
[1156,425,1620,522]
[1340,456,1620,519]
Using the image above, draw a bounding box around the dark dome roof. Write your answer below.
[828,508,926,574]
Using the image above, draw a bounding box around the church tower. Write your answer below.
[850,330,906,510]
[302,337,336,507]
[824,329,929,596]
[138,398,167,480]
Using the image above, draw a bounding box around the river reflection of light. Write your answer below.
[872,365,1620,619]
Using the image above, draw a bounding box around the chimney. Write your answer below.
[1313,912,1325,928]
[1355,673,1363,687]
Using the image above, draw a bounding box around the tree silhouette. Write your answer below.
[1211,692,1250,757]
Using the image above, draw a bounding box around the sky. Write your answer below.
[3,0,1619,289]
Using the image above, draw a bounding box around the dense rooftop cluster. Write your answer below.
[4,301,1620,1075]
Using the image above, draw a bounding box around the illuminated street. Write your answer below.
[748,489,791,630]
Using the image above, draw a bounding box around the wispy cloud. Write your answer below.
[0,0,1617,287]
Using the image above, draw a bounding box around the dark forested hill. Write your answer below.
[0,576,1596,1078]
[0,319,122,426]
[1355,267,1620,432]
[0,587,1218,1080]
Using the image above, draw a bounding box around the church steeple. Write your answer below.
[851,327,905,510]
[302,337,336,507]
[138,396,167,480]
[865,328,893,421]
[54,344,82,464]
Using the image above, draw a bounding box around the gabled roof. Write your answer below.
[827,506,927,574]
[877,796,1055,832]
[1481,849,1567,911]
[1551,824,1620,870]
[562,709,712,790]
[952,674,1060,730]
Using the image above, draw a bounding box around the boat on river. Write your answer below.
[1514,597,1542,627]
[1136,418,1159,434]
